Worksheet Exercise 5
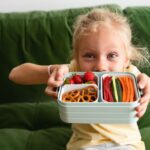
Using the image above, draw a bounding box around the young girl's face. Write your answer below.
[77,26,129,72]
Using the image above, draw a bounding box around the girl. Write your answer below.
[9,8,150,150]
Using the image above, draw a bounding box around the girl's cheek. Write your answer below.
[80,65,91,71]
[112,65,124,72]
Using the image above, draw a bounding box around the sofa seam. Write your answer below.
[25,130,34,150]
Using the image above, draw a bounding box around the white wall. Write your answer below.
[0,0,150,12]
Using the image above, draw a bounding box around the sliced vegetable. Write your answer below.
[115,78,122,102]
[111,76,118,102]
[103,76,114,102]
[119,76,127,102]
[127,77,135,102]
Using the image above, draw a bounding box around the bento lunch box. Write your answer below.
[58,72,141,124]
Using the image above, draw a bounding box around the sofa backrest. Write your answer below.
[0,4,150,104]
[124,6,150,74]
[0,4,122,103]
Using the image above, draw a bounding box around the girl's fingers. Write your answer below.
[45,65,69,98]
[55,65,69,81]
[137,73,149,90]
[136,97,149,118]
[45,86,58,98]
[48,65,69,87]
[136,73,150,118]
[137,108,146,118]
[136,105,147,118]
[48,70,64,87]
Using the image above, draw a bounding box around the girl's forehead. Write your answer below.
[74,25,129,59]
[78,27,125,47]
[86,25,122,36]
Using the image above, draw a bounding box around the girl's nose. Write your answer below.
[94,60,107,72]
[94,67,107,72]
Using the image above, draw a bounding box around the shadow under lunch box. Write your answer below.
[58,72,140,124]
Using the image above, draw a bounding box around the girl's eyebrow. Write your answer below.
[83,52,94,55]
[80,46,97,50]
[80,49,95,54]
[83,49,97,53]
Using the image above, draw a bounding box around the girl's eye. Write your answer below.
[107,52,118,60]
[83,53,96,60]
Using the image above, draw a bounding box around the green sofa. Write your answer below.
[0,4,150,150]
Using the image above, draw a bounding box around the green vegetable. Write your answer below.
[116,78,122,102]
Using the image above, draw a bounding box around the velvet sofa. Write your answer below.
[0,4,150,150]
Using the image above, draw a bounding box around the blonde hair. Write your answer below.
[71,8,150,67]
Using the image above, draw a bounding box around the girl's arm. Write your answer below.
[9,63,49,84]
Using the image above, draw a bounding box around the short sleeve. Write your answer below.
[125,65,141,77]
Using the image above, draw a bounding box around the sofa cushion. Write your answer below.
[0,127,72,150]
[140,126,150,149]
[0,101,69,129]
[0,101,72,150]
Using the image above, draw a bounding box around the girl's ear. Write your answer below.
[125,58,130,68]
[123,59,130,72]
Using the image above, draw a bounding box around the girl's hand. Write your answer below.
[136,73,150,118]
[44,64,69,99]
